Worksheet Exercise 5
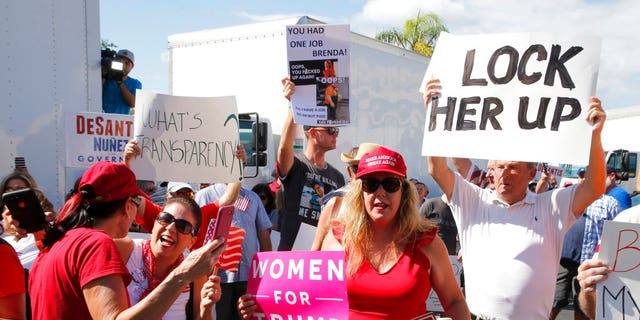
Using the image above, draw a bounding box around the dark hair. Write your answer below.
[252,183,275,213]
[42,188,128,249]
[164,196,202,235]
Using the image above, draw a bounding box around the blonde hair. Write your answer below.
[339,178,434,276]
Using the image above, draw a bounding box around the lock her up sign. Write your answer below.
[420,32,601,165]
[246,251,348,320]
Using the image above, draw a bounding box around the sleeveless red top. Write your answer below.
[332,222,437,319]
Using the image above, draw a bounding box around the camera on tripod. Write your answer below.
[101,48,124,81]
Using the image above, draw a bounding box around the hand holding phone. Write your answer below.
[203,205,235,245]
[2,188,46,233]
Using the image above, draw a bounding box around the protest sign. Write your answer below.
[247,251,348,320]
[131,90,241,183]
[65,112,133,167]
[420,32,601,164]
[287,24,351,126]
[596,220,640,319]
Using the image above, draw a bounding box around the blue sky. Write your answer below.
[101,0,639,108]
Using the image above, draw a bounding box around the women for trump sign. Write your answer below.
[247,251,348,320]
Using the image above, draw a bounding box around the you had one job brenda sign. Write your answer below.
[420,33,601,165]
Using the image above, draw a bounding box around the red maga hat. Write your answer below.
[356,146,407,179]
[79,161,149,203]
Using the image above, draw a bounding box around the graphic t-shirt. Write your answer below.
[278,153,345,250]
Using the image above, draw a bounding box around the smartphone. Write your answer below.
[2,188,46,233]
[203,205,235,245]
[14,157,26,169]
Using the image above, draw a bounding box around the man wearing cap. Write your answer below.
[277,78,345,251]
[102,49,142,114]
[426,77,609,318]
[166,181,195,200]
[311,142,381,250]
[605,166,632,210]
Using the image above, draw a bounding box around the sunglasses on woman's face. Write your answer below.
[156,212,195,236]
[361,177,403,193]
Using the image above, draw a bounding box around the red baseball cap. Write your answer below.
[356,146,407,179]
[79,161,149,203]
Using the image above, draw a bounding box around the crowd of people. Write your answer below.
[2,73,639,320]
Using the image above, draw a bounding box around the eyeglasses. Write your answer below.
[171,190,194,199]
[156,211,196,236]
[313,127,339,136]
[130,196,141,208]
[361,177,403,193]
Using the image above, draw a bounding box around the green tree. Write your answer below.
[375,12,447,57]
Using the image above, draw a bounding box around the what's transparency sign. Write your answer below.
[246,251,348,320]
[420,33,601,164]
[596,221,640,319]
[65,112,133,167]
[131,90,242,183]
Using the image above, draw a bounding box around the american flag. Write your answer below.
[234,194,250,212]
[216,226,246,273]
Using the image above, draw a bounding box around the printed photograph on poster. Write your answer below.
[286,24,350,127]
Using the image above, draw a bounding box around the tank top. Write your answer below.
[332,222,437,319]
[126,238,191,320]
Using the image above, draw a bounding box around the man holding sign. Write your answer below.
[276,79,345,251]
[426,77,607,318]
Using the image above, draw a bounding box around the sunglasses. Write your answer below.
[171,190,194,199]
[313,127,339,136]
[130,196,141,208]
[361,177,403,193]
[156,211,196,236]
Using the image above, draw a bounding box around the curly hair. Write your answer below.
[339,177,434,276]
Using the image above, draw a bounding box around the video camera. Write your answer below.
[101,48,124,81]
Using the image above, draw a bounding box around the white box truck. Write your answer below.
[1,0,102,208]
[168,16,435,190]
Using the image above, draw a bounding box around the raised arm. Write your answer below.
[83,239,226,320]
[276,78,297,177]
[571,97,607,217]
[423,78,455,200]
[451,158,473,178]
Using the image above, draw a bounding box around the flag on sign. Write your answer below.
[234,194,250,212]
[216,226,246,273]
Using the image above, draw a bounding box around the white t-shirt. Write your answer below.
[613,205,640,223]
[2,233,39,270]
[126,238,191,320]
[448,174,577,319]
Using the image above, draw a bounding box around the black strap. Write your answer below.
[185,281,194,320]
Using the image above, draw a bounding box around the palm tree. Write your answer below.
[375,12,448,57]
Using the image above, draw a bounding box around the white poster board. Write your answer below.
[131,90,241,183]
[426,256,463,312]
[420,32,601,164]
[287,24,351,126]
[65,112,133,167]
[596,221,640,319]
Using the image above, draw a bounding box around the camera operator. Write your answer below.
[102,49,142,114]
